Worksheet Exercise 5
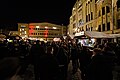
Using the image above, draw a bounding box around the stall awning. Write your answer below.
[0,34,6,38]
[108,34,120,38]
[75,31,114,38]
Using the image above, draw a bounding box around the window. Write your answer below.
[86,15,88,22]
[107,22,110,30]
[102,24,105,31]
[86,26,87,31]
[88,14,90,21]
[79,19,83,26]
[95,0,98,3]
[102,7,105,15]
[73,15,76,21]
[106,6,110,13]
[88,27,90,31]
[117,0,120,8]
[98,25,101,32]
[91,12,93,20]
[91,27,93,31]
[117,20,120,29]
[98,11,101,17]
[73,23,76,28]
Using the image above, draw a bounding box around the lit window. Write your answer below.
[25,31,26,34]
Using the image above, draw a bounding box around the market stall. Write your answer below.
[74,31,114,47]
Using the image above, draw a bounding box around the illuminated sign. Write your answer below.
[44,29,48,38]
[29,26,34,35]
[75,31,84,36]
[21,25,26,28]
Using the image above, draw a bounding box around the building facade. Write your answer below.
[68,0,120,35]
[18,22,67,41]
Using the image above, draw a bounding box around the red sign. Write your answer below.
[29,26,34,35]
[44,29,48,37]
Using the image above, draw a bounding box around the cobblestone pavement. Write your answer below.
[18,60,82,80]
[67,60,81,80]
[17,61,120,80]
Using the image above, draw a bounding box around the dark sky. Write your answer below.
[0,0,76,30]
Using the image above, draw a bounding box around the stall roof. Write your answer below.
[0,34,6,38]
[108,34,120,38]
[75,31,114,38]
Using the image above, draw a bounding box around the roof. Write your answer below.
[108,34,120,38]
[0,34,6,38]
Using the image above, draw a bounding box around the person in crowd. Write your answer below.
[18,41,29,77]
[52,42,59,57]
[115,43,120,65]
[86,48,106,80]
[0,57,21,80]
[0,42,9,60]
[30,40,45,80]
[39,46,60,80]
[71,42,79,74]
[102,44,117,80]
[78,46,91,80]
[56,45,69,80]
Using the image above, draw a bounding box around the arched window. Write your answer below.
[106,6,110,13]
[117,0,120,8]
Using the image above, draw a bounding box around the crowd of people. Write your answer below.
[0,39,120,80]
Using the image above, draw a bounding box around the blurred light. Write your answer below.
[25,35,27,37]
[40,38,44,41]
[25,31,26,34]
[53,38,60,41]
[45,26,48,29]
[20,29,21,31]
[75,28,77,32]
[7,39,9,41]
[22,29,24,31]
[20,33,21,35]
[73,7,75,10]
[53,27,57,29]
[36,26,40,28]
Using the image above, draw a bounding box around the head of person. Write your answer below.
[93,48,102,55]
[0,57,20,80]
[46,46,53,54]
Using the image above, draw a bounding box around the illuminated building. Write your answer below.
[18,22,67,41]
[68,0,120,35]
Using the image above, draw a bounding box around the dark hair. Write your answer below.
[93,48,101,54]
[0,57,20,80]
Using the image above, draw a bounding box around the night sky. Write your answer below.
[0,0,76,30]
